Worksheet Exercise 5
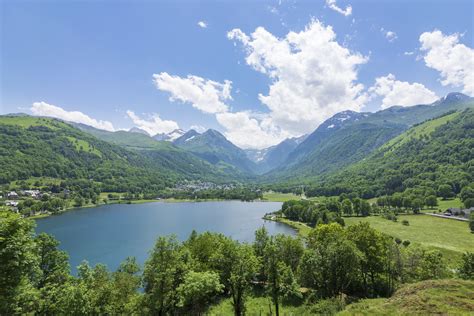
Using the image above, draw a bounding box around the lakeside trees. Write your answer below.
[2,210,471,315]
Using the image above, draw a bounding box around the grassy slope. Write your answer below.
[339,279,474,315]
[208,295,309,316]
[262,192,302,202]
[380,111,460,153]
[344,215,473,264]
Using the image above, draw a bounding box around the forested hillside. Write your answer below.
[264,93,473,182]
[304,109,474,198]
[0,116,232,192]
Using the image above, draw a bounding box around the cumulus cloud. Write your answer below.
[197,21,207,28]
[326,0,352,16]
[153,73,231,114]
[154,20,370,149]
[30,101,115,131]
[126,110,179,136]
[369,74,439,109]
[216,111,291,149]
[419,30,474,95]
[227,20,368,136]
[190,125,206,133]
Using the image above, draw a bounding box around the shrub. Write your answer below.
[402,220,409,226]
[402,240,411,247]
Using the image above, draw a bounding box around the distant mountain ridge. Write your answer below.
[262,92,474,182]
[5,92,471,184]
[173,129,257,175]
[245,135,307,174]
[153,129,186,141]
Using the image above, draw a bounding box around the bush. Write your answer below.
[458,252,474,280]
[402,220,409,226]
[402,240,411,247]
[309,298,346,315]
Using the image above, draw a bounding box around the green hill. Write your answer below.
[174,129,257,176]
[339,279,474,315]
[306,108,474,197]
[264,94,473,184]
[0,116,232,192]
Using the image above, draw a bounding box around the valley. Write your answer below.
[1,95,473,315]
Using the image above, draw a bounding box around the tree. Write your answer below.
[411,198,424,214]
[342,199,353,216]
[438,184,453,200]
[458,252,474,280]
[143,236,192,315]
[177,271,223,315]
[302,223,361,298]
[34,233,70,288]
[229,244,260,316]
[425,195,438,209]
[465,198,474,208]
[110,257,141,314]
[347,222,393,296]
[460,186,474,206]
[0,212,40,314]
[254,226,270,281]
[264,237,301,316]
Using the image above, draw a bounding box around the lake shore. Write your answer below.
[263,215,312,237]
[30,197,282,220]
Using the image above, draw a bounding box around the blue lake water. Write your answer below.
[35,201,294,273]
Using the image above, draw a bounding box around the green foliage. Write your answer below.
[177,271,223,314]
[300,109,474,198]
[0,210,467,314]
[458,252,474,280]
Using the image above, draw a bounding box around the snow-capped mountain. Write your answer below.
[153,129,186,142]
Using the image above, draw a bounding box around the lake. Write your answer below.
[35,201,294,273]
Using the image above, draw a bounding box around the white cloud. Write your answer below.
[197,21,207,28]
[30,101,115,131]
[216,111,291,149]
[380,28,397,42]
[419,30,474,95]
[326,0,352,16]
[190,125,206,133]
[126,110,179,136]
[385,31,397,42]
[153,72,231,114]
[154,20,370,149]
[227,20,368,136]
[369,74,439,109]
[404,51,414,56]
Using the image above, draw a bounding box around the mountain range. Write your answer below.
[1,92,472,191]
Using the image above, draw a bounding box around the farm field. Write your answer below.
[344,214,474,263]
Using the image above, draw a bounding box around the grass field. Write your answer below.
[262,192,302,202]
[339,279,474,315]
[344,214,473,264]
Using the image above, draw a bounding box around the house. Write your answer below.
[5,200,19,207]
[7,191,19,199]
[21,190,41,199]
[445,207,473,219]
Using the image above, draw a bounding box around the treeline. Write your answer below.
[2,211,473,315]
[0,122,174,191]
[159,187,263,201]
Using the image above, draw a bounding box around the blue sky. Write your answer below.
[1,0,473,148]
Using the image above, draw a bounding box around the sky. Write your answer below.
[1,0,473,149]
